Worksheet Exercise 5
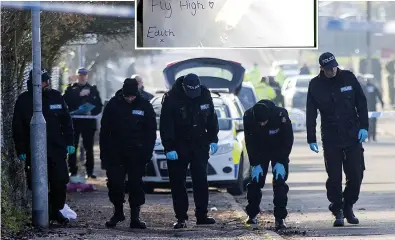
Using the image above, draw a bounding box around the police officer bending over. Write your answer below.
[160,73,219,229]
[100,78,157,229]
[13,69,75,224]
[306,52,369,227]
[243,100,294,230]
[64,67,103,178]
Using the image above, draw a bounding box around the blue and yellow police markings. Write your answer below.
[231,136,242,179]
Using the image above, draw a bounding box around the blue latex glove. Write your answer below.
[166,151,178,160]
[273,163,286,180]
[67,146,75,155]
[251,165,264,183]
[309,143,319,153]
[78,105,87,111]
[358,129,368,143]
[210,143,218,154]
[18,154,26,161]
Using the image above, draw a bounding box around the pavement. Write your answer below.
[22,144,282,240]
[235,122,395,240]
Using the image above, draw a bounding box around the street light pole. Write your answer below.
[30,1,49,228]
[366,1,372,74]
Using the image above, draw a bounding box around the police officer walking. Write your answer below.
[362,74,384,142]
[243,100,293,230]
[306,52,369,227]
[64,67,103,178]
[160,73,219,229]
[13,69,75,224]
[100,78,157,229]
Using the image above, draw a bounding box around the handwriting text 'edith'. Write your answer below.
[151,0,215,18]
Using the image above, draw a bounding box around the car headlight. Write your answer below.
[213,141,234,155]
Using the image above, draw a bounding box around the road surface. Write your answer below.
[235,125,395,239]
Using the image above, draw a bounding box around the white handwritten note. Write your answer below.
[143,0,221,48]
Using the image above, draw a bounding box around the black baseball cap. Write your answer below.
[77,67,88,75]
[183,73,201,99]
[29,68,50,82]
[319,52,339,70]
[122,78,139,97]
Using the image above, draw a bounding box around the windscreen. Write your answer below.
[175,67,233,81]
[280,64,299,71]
[237,87,257,111]
[295,78,311,88]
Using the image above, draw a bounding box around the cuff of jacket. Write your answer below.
[307,135,317,144]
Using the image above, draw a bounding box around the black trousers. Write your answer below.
[323,143,365,214]
[106,155,146,209]
[26,157,69,215]
[68,127,95,175]
[368,118,377,141]
[246,160,289,219]
[167,146,210,221]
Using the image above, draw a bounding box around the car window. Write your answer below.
[280,64,299,71]
[175,67,233,81]
[152,101,232,131]
[237,87,256,111]
[227,100,241,119]
[215,105,232,130]
[233,100,244,116]
[295,78,311,88]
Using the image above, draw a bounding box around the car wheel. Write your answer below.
[143,184,155,194]
[227,155,245,196]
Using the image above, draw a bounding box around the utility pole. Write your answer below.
[30,1,49,228]
[366,1,372,74]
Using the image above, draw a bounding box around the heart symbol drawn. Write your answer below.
[209,1,214,9]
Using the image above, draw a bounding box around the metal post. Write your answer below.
[79,44,85,67]
[30,2,49,228]
[366,1,372,74]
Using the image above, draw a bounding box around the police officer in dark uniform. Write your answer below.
[362,74,384,142]
[243,100,293,230]
[13,69,74,224]
[160,73,219,229]
[64,67,103,178]
[300,63,311,75]
[306,52,369,227]
[100,78,157,229]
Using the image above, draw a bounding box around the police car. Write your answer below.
[142,57,253,195]
[287,108,306,132]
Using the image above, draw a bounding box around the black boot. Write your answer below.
[333,210,345,227]
[245,216,258,225]
[50,210,69,225]
[87,174,97,179]
[343,205,359,224]
[275,218,286,230]
[105,205,125,228]
[196,216,216,225]
[129,207,147,229]
[173,220,187,229]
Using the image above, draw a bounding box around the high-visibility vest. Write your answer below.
[276,70,286,87]
[245,67,261,85]
[255,82,276,100]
